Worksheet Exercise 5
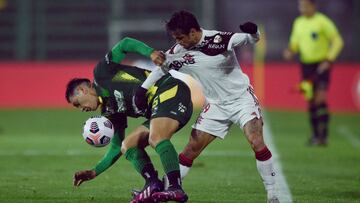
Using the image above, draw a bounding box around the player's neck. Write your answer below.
[195,30,203,44]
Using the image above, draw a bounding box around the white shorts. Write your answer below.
[192,86,262,139]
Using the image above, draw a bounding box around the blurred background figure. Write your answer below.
[283,0,344,146]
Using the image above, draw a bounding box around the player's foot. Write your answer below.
[130,179,164,203]
[307,137,327,147]
[152,187,188,203]
[267,196,280,203]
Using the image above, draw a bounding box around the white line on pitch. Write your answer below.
[263,113,293,203]
[337,125,360,148]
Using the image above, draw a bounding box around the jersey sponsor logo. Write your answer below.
[112,71,141,83]
[114,90,126,112]
[207,43,225,49]
[178,102,187,113]
[219,31,233,35]
[168,53,196,70]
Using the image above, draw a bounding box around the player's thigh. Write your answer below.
[243,117,265,150]
[192,103,232,139]
[148,81,193,145]
[121,125,149,153]
[232,86,262,129]
[150,81,193,130]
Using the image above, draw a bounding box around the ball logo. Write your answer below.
[90,122,99,133]
[103,120,113,129]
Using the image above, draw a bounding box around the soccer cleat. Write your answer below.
[130,179,164,203]
[152,188,188,203]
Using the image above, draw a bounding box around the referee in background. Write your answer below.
[283,0,343,146]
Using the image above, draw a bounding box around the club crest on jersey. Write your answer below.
[168,53,195,70]
[213,34,222,43]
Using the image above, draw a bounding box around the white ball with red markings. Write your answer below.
[82,116,114,147]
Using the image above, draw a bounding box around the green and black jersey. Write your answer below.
[91,37,193,175]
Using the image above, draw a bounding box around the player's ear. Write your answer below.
[76,85,86,96]
[189,28,197,36]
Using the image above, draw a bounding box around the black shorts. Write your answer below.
[142,79,193,130]
[301,62,331,90]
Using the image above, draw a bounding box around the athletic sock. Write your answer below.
[179,153,193,179]
[309,103,319,139]
[125,147,158,184]
[155,139,181,189]
[316,103,329,141]
[255,146,277,198]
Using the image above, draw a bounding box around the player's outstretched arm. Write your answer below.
[228,22,260,49]
[73,170,96,186]
[73,128,125,187]
[110,37,165,66]
[92,128,124,175]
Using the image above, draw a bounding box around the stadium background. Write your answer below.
[0,0,359,203]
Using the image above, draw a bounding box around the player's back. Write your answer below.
[94,54,186,118]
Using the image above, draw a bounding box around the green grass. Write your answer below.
[0,108,359,203]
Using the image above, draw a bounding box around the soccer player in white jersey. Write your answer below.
[133,10,280,203]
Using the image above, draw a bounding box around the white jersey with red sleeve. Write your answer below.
[165,29,259,103]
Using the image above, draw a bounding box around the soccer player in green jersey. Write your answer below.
[65,37,192,203]
[283,0,343,146]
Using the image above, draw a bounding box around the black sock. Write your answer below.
[166,170,182,190]
[141,164,159,185]
[316,103,329,140]
[309,103,318,138]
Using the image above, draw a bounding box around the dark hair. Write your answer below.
[166,10,201,35]
[65,78,91,103]
[302,0,316,4]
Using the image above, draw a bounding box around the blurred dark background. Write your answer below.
[0,0,358,61]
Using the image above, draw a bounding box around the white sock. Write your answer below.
[180,164,191,179]
[256,158,277,198]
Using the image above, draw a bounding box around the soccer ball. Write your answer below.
[82,116,114,147]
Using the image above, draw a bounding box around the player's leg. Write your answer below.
[243,117,279,203]
[238,86,279,203]
[149,117,188,202]
[178,102,230,180]
[121,125,163,203]
[311,66,331,146]
[149,81,193,202]
[178,128,216,179]
[312,88,329,145]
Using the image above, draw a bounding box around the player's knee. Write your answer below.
[249,135,265,151]
[148,134,163,148]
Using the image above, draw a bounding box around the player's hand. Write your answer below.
[239,22,258,34]
[73,170,96,187]
[133,87,148,115]
[150,50,166,66]
[283,48,294,61]
[317,60,332,74]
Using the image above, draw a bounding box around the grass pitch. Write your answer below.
[0,108,359,203]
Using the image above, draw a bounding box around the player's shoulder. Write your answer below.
[315,12,334,24]
[203,29,234,37]
[198,29,234,56]
[167,43,181,54]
